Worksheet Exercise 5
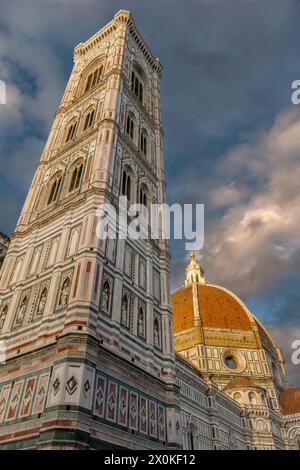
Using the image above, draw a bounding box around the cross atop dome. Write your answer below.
[185,251,205,286]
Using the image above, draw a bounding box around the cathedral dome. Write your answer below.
[172,252,282,359]
[173,283,253,332]
[279,387,300,415]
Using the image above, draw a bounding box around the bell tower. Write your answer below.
[0,11,181,450]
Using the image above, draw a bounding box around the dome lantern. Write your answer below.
[185,251,205,286]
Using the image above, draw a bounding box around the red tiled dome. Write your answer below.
[279,387,300,415]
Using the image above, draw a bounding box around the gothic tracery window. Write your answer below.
[48,175,62,205]
[131,70,143,103]
[126,114,134,140]
[140,129,147,156]
[121,169,132,202]
[65,121,78,143]
[85,66,103,93]
[69,163,83,192]
[83,109,95,131]
[139,187,147,208]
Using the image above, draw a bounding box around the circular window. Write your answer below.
[222,349,246,373]
[225,355,238,369]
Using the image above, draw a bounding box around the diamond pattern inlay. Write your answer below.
[83,379,91,396]
[66,376,78,395]
[108,392,115,411]
[52,378,60,395]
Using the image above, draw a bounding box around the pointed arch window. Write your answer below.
[139,187,147,207]
[65,121,78,143]
[48,175,62,205]
[69,163,83,192]
[140,129,147,156]
[126,115,134,140]
[131,71,143,103]
[85,66,103,93]
[83,109,95,131]
[121,169,132,202]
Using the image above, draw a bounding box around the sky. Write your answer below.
[0,0,300,386]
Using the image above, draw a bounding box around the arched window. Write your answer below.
[0,305,8,331]
[256,419,268,433]
[85,66,103,93]
[83,109,95,131]
[140,129,147,156]
[139,187,147,207]
[121,169,132,202]
[65,121,78,143]
[59,277,70,307]
[69,163,83,192]
[131,70,143,103]
[126,114,134,139]
[47,175,62,205]
[249,392,257,405]
[36,287,47,318]
[101,279,111,313]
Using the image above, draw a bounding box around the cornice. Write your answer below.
[73,10,162,77]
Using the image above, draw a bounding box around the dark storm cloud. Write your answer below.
[0,0,300,383]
